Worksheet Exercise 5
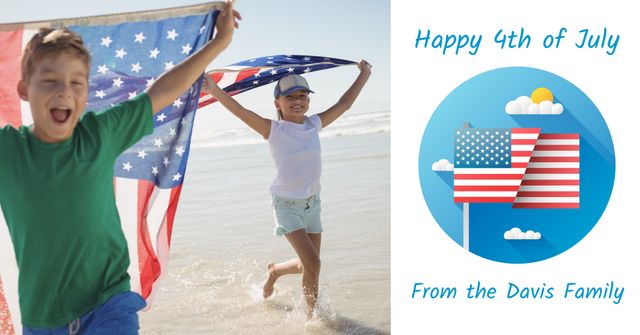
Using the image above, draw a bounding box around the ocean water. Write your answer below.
[139,111,390,334]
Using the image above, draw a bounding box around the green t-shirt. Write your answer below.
[0,93,153,328]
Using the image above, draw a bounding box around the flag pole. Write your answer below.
[463,122,470,250]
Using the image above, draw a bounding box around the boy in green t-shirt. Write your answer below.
[0,2,240,333]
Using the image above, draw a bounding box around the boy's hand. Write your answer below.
[215,0,241,43]
[358,59,372,78]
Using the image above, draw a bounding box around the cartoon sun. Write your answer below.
[531,87,553,103]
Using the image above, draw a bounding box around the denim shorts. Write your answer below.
[23,291,146,335]
[271,194,322,236]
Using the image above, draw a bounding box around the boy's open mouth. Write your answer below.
[50,107,71,123]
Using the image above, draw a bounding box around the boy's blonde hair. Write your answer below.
[21,27,90,83]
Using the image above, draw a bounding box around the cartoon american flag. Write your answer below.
[453,128,580,208]
[0,3,221,334]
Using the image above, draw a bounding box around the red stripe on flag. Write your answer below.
[454,174,524,180]
[165,184,183,246]
[137,180,161,299]
[513,203,580,208]
[539,134,580,140]
[209,72,224,84]
[235,68,260,82]
[511,139,538,145]
[512,128,541,133]
[0,30,23,128]
[524,168,580,174]
[454,186,521,191]
[515,191,580,197]
[529,157,580,162]
[521,179,580,185]
[0,277,15,335]
[454,197,515,203]
[533,145,579,151]
[512,151,536,157]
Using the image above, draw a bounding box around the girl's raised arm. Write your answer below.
[318,59,371,127]
[205,78,271,139]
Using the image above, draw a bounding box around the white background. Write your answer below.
[391,0,639,333]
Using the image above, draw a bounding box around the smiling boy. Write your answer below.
[0,2,240,333]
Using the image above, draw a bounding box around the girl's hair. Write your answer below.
[21,27,90,83]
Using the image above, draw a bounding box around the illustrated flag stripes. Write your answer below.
[453,128,580,208]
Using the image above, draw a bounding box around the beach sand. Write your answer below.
[139,113,390,334]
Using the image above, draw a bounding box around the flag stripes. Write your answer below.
[513,134,580,208]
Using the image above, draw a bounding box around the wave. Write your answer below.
[190,110,390,149]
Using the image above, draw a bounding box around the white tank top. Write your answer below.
[267,114,322,199]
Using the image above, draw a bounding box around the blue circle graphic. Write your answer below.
[418,67,615,263]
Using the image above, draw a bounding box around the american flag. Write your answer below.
[0,3,221,333]
[453,128,580,208]
[198,55,356,107]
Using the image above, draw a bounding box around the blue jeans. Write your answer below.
[23,291,146,335]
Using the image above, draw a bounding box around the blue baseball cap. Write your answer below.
[274,74,314,98]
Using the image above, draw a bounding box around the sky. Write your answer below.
[0,0,390,131]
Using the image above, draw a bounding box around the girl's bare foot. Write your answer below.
[263,262,277,298]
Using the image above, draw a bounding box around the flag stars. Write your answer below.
[122,162,133,171]
[151,166,159,176]
[128,91,137,100]
[199,26,207,34]
[164,61,175,70]
[167,29,179,40]
[137,150,147,159]
[112,77,123,88]
[173,98,183,108]
[146,77,156,88]
[304,67,311,73]
[172,173,182,181]
[253,72,261,78]
[163,157,170,167]
[97,64,109,75]
[181,43,193,55]
[169,128,177,137]
[149,48,160,59]
[115,48,127,59]
[287,67,295,73]
[100,36,113,47]
[154,138,163,147]
[175,146,185,156]
[270,69,278,75]
[134,32,146,43]
[131,62,142,73]
[156,113,167,122]
[95,90,106,99]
